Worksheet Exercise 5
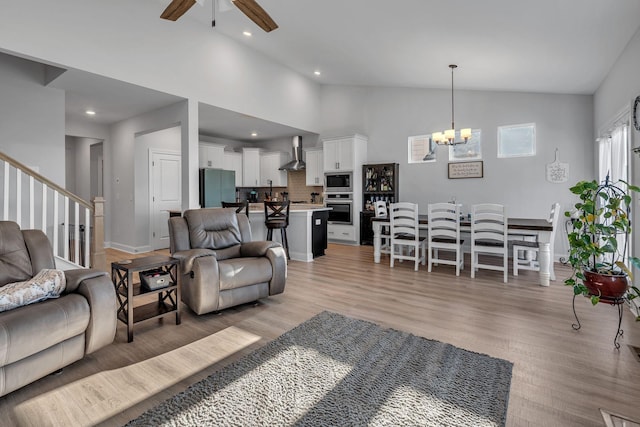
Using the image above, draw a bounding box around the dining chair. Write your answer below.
[511,202,560,280]
[222,201,249,217]
[374,200,391,255]
[427,202,464,276]
[389,202,426,271]
[471,203,508,283]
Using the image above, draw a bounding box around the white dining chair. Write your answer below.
[511,202,561,280]
[374,200,391,255]
[427,202,464,276]
[471,203,508,283]
[390,202,426,271]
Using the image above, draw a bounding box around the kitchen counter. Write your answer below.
[247,203,328,212]
[247,204,330,261]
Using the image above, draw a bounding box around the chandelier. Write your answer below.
[432,64,471,146]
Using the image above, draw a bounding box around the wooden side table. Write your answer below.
[111,255,181,342]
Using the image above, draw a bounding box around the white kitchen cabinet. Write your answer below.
[223,151,243,187]
[322,134,367,245]
[327,224,356,242]
[199,143,226,169]
[242,147,261,187]
[305,148,324,186]
[322,135,367,172]
[260,151,290,187]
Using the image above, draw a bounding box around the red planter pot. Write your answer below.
[583,270,630,304]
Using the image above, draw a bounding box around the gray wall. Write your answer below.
[594,25,640,263]
[133,126,181,253]
[108,102,187,253]
[0,53,65,185]
[318,85,595,258]
[65,136,101,201]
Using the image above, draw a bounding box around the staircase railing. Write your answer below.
[0,151,106,271]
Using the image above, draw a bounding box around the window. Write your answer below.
[449,129,482,161]
[497,123,536,158]
[408,134,436,163]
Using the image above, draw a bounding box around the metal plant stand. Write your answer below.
[572,294,625,349]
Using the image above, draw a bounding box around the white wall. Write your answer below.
[0,0,321,135]
[0,53,65,185]
[319,85,595,258]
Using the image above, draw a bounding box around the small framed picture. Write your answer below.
[448,161,483,179]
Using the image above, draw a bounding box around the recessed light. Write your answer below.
[314,70,321,76]
[251,132,258,137]
[85,110,96,115]
[243,31,252,37]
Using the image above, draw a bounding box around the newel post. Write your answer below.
[91,197,107,272]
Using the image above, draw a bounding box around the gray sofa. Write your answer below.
[0,221,117,397]
[169,208,287,315]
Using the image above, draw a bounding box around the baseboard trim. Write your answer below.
[109,242,152,254]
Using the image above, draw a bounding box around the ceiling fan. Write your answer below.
[160,0,278,32]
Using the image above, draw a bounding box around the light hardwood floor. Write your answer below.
[1,244,639,426]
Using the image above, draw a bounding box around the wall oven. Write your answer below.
[325,173,352,192]
[325,193,353,225]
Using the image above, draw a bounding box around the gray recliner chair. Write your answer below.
[168,208,287,315]
[0,221,117,397]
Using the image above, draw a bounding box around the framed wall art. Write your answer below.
[448,161,484,179]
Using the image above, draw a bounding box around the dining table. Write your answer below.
[371,215,555,286]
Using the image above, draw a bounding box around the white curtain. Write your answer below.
[598,123,630,265]
[598,124,628,184]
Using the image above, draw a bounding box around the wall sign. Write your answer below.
[448,161,483,179]
[546,148,569,183]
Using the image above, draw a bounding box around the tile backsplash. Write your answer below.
[236,170,323,203]
[286,170,324,203]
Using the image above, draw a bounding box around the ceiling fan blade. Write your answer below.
[232,0,278,32]
[160,0,197,21]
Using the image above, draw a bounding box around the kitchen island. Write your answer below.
[248,204,331,262]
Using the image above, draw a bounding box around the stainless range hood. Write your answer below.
[279,135,306,171]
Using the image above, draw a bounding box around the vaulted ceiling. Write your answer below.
[37,0,640,139]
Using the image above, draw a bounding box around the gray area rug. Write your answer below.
[125,311,513,426]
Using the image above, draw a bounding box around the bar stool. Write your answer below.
[264,200,290,259]
[222,201,249,217]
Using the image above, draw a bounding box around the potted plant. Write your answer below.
[564,176,640,317]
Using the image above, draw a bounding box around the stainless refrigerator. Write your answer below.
[199,168,236,207]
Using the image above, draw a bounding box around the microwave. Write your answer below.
[325,173,352,192]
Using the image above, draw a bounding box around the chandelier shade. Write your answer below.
[433,64,471,146]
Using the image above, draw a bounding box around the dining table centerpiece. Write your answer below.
[564,176,640,317]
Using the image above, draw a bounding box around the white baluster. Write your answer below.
[53,193,59,257]
[16,168,21,227]
[29,175,34,228]
[74,203,80,264]
[63,196,69,259]
[3,162,8,220]
[42,184,47,235]
[84,208,91,267]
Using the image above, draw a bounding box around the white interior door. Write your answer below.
[150,151,181,250]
